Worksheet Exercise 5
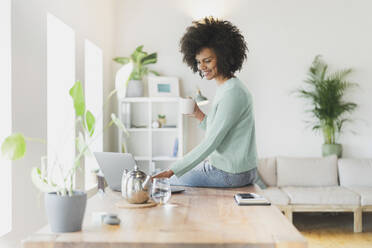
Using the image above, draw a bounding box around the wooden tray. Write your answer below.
[115,200,157,209]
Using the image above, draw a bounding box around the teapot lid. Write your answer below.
[128,164,147,178]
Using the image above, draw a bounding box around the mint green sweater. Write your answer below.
[171,77,258,178]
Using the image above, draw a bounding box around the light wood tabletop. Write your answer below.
[22,185,307,248]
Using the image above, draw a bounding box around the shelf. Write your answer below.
[120,97,180,103]
[134,156,180,161]
[118,95,184,174]
[152,128,178,132]
[151,98,180,103]
[134,156,151,161]
[128,128,149,132]
[127,128,178,132]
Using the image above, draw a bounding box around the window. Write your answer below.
[0,0,12,236]
[47,13,75,186]
[84,40,103,189]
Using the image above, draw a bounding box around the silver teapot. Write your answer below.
[121,164,151,204]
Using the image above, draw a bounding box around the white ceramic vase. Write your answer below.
[126,80,144,97]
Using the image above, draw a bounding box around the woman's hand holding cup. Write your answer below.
[192,103,205,122]
[180,98,195,114]
[180,98,205,122]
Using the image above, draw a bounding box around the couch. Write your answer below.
[257,155,372,232]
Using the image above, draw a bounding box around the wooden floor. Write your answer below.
[293,212,372,248]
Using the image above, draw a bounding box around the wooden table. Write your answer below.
[23,185,307,248]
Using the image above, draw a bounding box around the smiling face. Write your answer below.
[195,47,219,80]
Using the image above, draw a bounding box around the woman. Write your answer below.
[154,17,264,188]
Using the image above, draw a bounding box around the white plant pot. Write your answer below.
[126,80,144,97]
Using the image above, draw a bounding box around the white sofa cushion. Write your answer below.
[282,186,360,205]
[261,187,289,205]
[276,155,338,187]
[338,158,372,187]
[257,157,277,187]
[347,187,372,206]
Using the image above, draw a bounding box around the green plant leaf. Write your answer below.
[113,57,130,65]
[135,45,144,52]
[130,49,147,65]
[77,132,92,157]
[149,70,160,76]
[121,143,126,153]
[141,53,157,65]
[130,67,142,80]
[1,133,26,160]
[85,110,95,136]
[131,52,147,64]
[69,81,85,117]
[111,113,129,137]
[31,167,57,193]
[131,45,147,64]
[139,67,149,78]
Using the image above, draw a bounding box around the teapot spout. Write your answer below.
[142,175,151,190]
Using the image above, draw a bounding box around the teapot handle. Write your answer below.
[142,175,151,190]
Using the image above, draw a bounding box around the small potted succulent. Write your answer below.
[296,55,358,158]
[1,81,128,232]
[157,114,166,128]
[114,45,160,97]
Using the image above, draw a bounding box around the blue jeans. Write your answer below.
[170,160,265,188]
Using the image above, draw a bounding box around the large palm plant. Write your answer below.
[297,55,358,145]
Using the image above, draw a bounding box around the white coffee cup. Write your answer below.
[180,98,195,114]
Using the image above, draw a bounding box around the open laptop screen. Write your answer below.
[94,152,135,191]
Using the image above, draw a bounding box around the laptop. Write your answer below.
[94,152,136,191]
[94,152,185,194]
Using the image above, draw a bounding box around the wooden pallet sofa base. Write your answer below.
[278,205,363,233]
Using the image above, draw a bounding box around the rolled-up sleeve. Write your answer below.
[171,89,243,177]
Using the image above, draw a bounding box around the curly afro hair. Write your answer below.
[180,17,248,79]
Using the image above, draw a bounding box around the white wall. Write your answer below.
[114,0,372,158]
[0,0,116,247]
[0,0,12,238]
[3,0,372,246]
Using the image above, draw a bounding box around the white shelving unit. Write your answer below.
[118,97,183,174]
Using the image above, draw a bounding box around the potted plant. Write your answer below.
[296,55,358,158]
[113,45,160,97]
[157,114,166,127]
[1,81,128,232]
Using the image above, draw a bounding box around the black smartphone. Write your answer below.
[237,193,255,199]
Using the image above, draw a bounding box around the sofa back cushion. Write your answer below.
[277,155,338,187]
[338,158,372,187]
[257,157,277,187]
